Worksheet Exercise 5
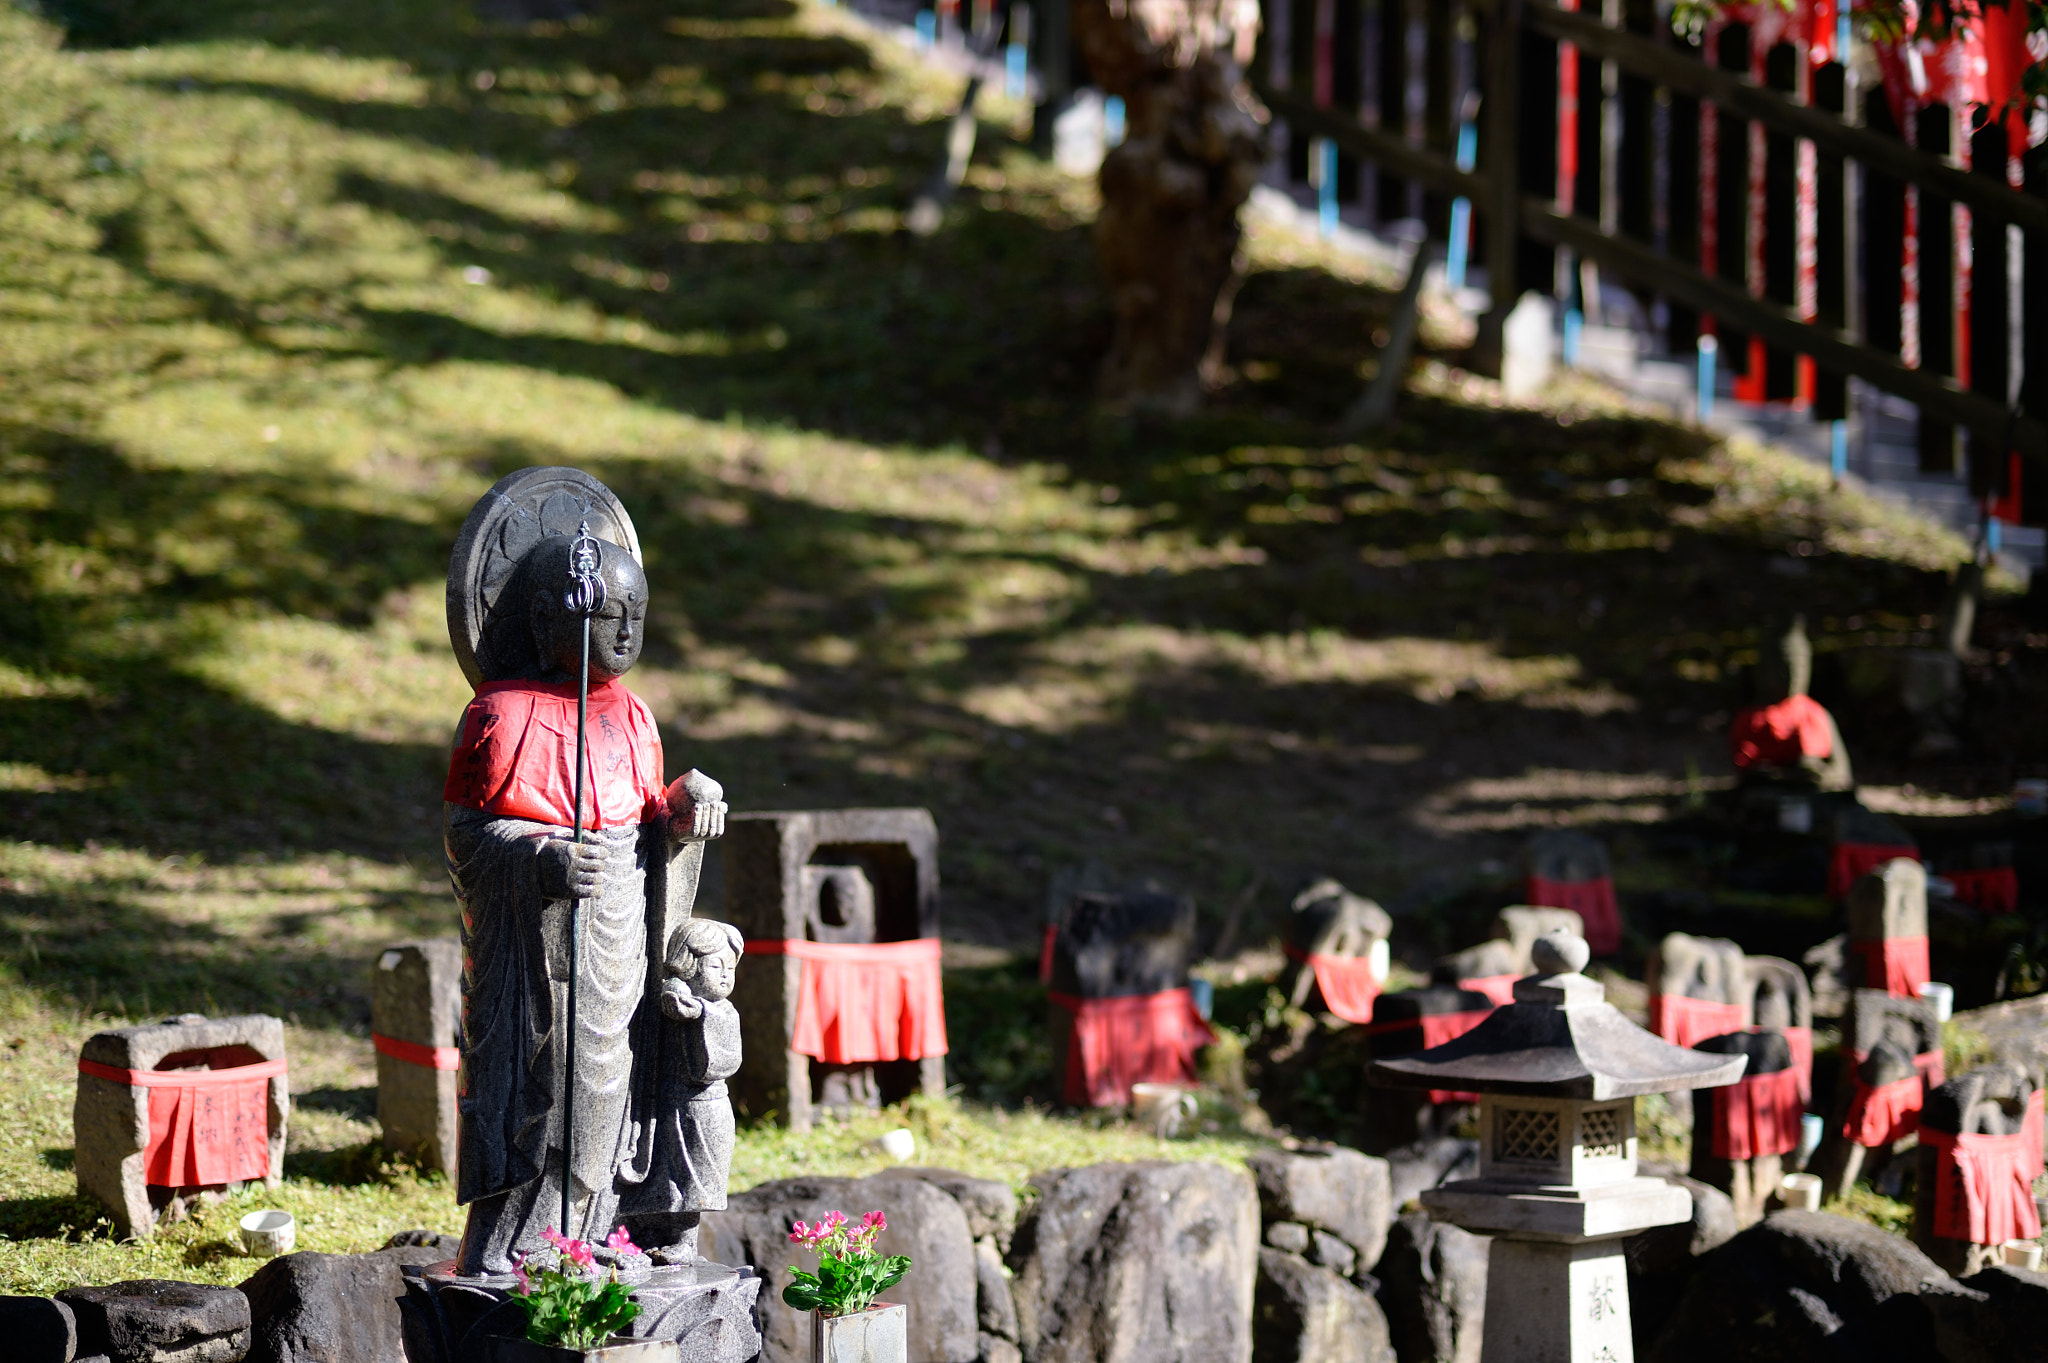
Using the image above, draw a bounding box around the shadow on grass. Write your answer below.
[296,1086,378,1121]
[0,1191,111,1241]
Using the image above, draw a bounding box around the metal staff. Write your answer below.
[561,520,608,1237]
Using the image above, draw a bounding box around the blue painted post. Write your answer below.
[916,9,936,48]
[1697,334,1718,422]
[1563,304,1583,367]
[1446,119,1478,289]
[1318,137,1338,237]
[1104,94,1125,148]
[1007,3,1031,100]
[1989,516,2004,555]
[1831,419,1848,482]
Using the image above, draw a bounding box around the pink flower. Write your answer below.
[606,1226,639,1255]
[511,1251,531,1294]
[563,1238,595,1269]
[789,1220,811,1244]
[542,1227,568,1250]
[862,1210,887,1233]
[820,1210,848,1233]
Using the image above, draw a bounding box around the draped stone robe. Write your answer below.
[441,679,704,1276]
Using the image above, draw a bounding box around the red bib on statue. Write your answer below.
[444,679,667,829]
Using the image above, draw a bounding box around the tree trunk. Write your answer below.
[1072,0,1267,415]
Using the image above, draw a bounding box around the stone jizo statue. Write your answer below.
[442,468,733,1279]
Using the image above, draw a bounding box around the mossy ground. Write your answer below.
[1,0,2039,1291]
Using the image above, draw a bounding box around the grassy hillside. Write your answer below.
[0,0,2036,1290]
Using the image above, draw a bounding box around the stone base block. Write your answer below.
[1479,1240,1633,1363]
[399,1260,761,1363]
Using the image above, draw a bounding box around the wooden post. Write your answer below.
[1475,0,1523,377]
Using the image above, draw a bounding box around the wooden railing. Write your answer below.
[1254,0,2048,479]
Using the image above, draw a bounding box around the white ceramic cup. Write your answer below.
[1130,1083,1197,1139]
[2003,1240,2043,1271]
[240,1209,295,1258]
[1779,1172,1823,1212]
[1918,981,1954,1024]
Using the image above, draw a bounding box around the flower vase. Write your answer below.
[487,1337,679,1363]
[812,1303,907,1363]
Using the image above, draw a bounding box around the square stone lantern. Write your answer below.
[1371,931,1747,1363]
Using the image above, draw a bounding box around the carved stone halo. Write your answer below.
[445,466,642,689]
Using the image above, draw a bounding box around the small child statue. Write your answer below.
[634,918,745,1265]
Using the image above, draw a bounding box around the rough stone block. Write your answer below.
[1009,1161,1258,1363]
[1646,1209,1949,1363]
[0,1294,78,1363]
[892,1168,1017,1251]
[718,809,943,1130]
[1373,1211,1486,1363]
[73,1015,288,1240]
[58,1281,251,1363]
[1921,1263,2048,1361]
[1246,1145,1392,1270]
[973,1235,1018,1342]
[1253,1248,1395,1363]
[241,1246,458,1363]
[702,1171,977,1363]
[370,939,462,1176]
[1047,891,1196,999]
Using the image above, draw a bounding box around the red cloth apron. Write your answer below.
[1948,867,2019,915]
[1729,694,1835,770]
[1784,1024,1814,1104]
[1710,1065,1805,1161]
[1048,988,1217,1108]
[443,678,668,829]
[1525,875,1621,956]
[1845,936,1931,997]
[748,939,949,1064]
[1283,944,1381,1024]
[1922,1090,2045,1245]
[1367,1009,1495,1105]
[1827,845,1918,901]
[1841,1048,1946,1147]
[373,1033,461,1071]
[1457,974,1521,1008]
[79,1055,285,1187]
[1647,994,1746,1051]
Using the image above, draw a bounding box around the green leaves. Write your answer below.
[781,1249,913,1317]
[513,1266,643,1350]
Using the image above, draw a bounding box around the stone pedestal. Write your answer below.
[373,938,463,1174]
[1479,1241,1633,1363]
[398,1260,761,1363]
[73,1013,290,1239]
[719,809,944,1131]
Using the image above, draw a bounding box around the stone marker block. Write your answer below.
[240,1246,454,1363]
[1047,890,1197,998]
[0,1294,78,1363]
[1848,856,1929,945]
[1913,1062,2044,1277]
[371,939,462,1175]
[74,1014,289,1240]
[1282,878,1391,1012]
[57,1281,251,1363]
[718,809,942,1131]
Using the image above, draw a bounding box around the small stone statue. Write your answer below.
[1729,616,1853,791]
[627,919,745,1265]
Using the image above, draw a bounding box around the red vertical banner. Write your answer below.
[1793,0,1823,407]
[1699,19,1720,340]
[1558,0,1579,215]
[1736,15,1769,401]
[1313,0,1334,109]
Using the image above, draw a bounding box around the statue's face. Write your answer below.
[692,949,736,1002]
[530,543,648,681]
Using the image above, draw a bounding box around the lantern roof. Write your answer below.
[1369,932,1748,1101]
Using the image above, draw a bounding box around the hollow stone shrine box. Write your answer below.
[1371,933,1745,1363]
[372,938,463,1175]
[719,808,946,1131]
[74,1013,290,1240]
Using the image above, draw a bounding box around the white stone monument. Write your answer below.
[1371,931,1747,1363]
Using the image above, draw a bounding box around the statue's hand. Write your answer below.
[537,838,607,900]
[661,979,705,1021]
[667,769,728,843]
